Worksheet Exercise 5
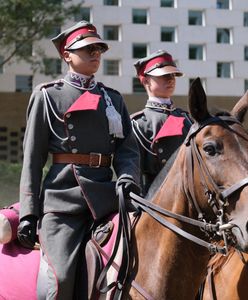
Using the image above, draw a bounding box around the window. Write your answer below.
[133,44,147,58]
[245,80,248,92]
[46,26,61,38]
[133,78,146,93]
[161,0,174,7]
[43,58,62,75]
[189,44,204,60]
[245,46,248,61]
[161,27,175,42]
[0,56,3,73]
[103,25,119,41]
[217,62,231,78]
[103,0,119,6]
[217,28,231,44]
[74,7,91,22]
[217,0,230,9]
[188,10,203,25]
[244,12,248,27]
[16,75,33,92]
[103,60,119,75]
[132,9,147,24]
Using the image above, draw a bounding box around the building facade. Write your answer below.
[0,0,248,162]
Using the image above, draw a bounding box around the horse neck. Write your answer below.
[130,148,210,299]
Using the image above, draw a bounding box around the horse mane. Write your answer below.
[207,242,236,274]
[210,107,231,117]
[146,148,180,200]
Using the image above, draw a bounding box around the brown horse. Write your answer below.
[119,79,248,299]
[1,78,248,300]
[202,246,248,300]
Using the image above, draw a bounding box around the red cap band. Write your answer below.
[138,54,173,80]
[60,26,97,54]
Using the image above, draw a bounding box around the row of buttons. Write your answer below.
[65,112,115,153]
[66,115,78,153]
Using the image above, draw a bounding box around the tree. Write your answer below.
[0,0,82,71]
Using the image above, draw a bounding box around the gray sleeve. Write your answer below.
[19,90,49,219]
[112,98,140,184]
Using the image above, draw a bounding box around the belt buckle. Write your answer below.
[89,152,102,168]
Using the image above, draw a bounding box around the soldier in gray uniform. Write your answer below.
[131,50,191,195]
[17,20,140,299]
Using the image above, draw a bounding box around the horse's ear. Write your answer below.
[188,78,211,122]
[231,90,248,123]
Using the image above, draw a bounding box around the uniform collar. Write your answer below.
[145,97,175,112]
[148,96,172,105]
[63,71,97,90]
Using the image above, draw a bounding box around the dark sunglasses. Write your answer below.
[84,44,106,54]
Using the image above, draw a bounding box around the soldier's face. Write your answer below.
[144,74,176,98]
[63,45,102,75]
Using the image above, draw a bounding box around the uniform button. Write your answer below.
[70,136,76,141]
[162,159,166,164]
[72,148,78,153]
[158,148,163,153]
[68,124,74,130]
[110,139,115,144]
[66,113,71,118]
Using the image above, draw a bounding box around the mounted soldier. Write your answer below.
[16,20,140,299]
[131,50,192,195]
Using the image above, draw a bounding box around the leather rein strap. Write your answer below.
[96,185,133,300]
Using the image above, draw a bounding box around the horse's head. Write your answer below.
[186,78,248,252]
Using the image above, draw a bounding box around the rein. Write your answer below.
[130,193,226,254]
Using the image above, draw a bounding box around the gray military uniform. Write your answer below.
[20,72,140,299]
[131,100,191,195]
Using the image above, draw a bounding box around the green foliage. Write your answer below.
[0,0,82,71]
[0,160,50,207]
[0,162,22,206]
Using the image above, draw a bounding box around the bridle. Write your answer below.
[131,115,248,255]
[97,115,248,300]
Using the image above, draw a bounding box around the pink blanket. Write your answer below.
[0,241,40,300]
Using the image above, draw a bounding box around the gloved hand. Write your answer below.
[116,175,141,198]
[116,175,141,211]
[17,215,38,249]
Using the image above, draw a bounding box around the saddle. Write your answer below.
[85,213,133,300]
[0,204,136,300]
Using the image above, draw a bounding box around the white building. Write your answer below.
[0,0,248,97]
[0,0,248,163]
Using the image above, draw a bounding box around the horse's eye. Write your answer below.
[203,144,216,156]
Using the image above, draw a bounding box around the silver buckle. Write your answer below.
[89,152,102,168]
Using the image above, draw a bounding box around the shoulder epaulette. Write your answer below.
[130,110,144,120]
[39,79,64,90]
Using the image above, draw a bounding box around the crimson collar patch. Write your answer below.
[65,91,100,116]
[153,115,185,144]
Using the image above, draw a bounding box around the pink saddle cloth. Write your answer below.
[0,240,40,300]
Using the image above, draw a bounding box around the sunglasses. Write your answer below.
[84,44,106,54]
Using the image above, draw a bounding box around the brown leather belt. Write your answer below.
[53,153,112,168]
